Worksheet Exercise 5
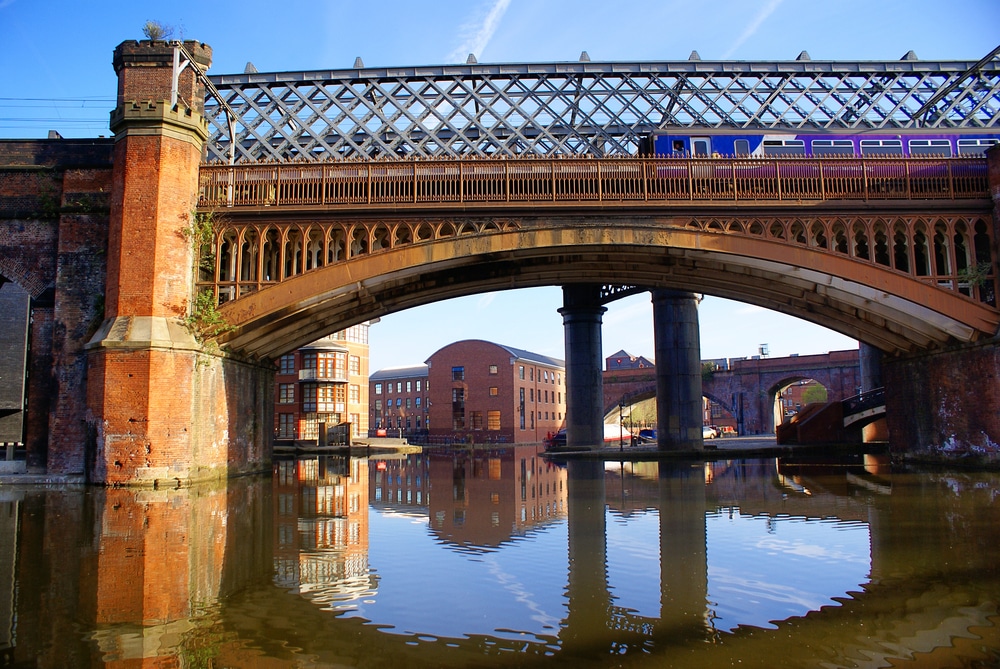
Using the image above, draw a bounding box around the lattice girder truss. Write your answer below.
[204,54,1000,163]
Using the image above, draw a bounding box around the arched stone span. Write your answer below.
[600,350,861,435]
[214,218,1000,360]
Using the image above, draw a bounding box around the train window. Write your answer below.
[812,139,854,157]
[860,139,903,156]
[909,139,952,157]
[734,139,750,155]
[762,139,805,156]
[957,138,999,155]
[692,137,711,157]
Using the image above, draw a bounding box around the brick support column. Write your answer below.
[86,40,271,486]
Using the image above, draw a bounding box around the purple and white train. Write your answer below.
[639,131,1000,158]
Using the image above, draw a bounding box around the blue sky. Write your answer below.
[3,0,998,370]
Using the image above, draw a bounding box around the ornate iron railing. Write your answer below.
[199,156,989,210]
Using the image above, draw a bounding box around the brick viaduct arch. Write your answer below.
[600,351,861,435]
[215,215,1000,361]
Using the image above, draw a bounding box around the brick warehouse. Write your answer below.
[425,340,566,444]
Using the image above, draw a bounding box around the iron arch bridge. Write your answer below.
[195,154,999,361]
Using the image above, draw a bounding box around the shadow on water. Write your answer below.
[2,448,999,668]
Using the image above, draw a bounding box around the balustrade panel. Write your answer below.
[197,156,989,210]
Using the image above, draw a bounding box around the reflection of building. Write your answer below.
[273,325,370,443]
[426,445,567,550]
[273,457,373,600]
[370,453,431,510]
[426,340,565,444]
[369,365,429,438]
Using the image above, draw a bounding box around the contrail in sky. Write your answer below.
[447,0,512,63]
[723,0,784,58]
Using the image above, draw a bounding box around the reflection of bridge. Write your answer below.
[1,38,999,483]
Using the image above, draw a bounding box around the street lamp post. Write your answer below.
[619,401,625,451]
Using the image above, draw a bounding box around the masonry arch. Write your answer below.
[213,218,1000,361]
[769,376,830,430]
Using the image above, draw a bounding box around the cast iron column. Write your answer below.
[652,289,703,450]
[559,284,606,450]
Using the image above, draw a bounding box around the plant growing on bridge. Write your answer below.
[701,362,717,383]
[958,261,994,288]
[182,210,220,280]
[185,289,235,342]
[142,20,174,40]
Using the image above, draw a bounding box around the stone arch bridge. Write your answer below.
[601,350,861,436]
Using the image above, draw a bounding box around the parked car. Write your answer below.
[702,425,718,439]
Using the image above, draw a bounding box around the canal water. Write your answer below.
[2,446,999,668]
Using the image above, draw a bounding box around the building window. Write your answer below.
[452,366,465,381]
[519,388,525,429]
[452,388,465,429]
[375,399,382,410]
[278,413,295,439]
[543,371,548,382]
[471,411,483,430]
[519,365,525,380]
[530,388,534,402]
[530,368,534,381]
[349,384,360,403]
[489,386,499,396]
[397,382,402,393]
[349,355,361,375]
[278,384,294,404]
[278,354,295,375]
[375,382,382,394]
[406,398,411,409]
[396,398,402,407]
[416,380,422,391]
[489,364,498,375]
[415,397,421,407]
[406,381,412,392]
[530,411,535,429]
[386,382,392,395]
[487,410,501,430]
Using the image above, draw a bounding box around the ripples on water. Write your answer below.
[3,449,999,667]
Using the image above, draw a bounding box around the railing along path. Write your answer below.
[198,155,989,210]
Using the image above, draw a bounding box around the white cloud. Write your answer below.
[723,0,784,58]
[447,0,513,64]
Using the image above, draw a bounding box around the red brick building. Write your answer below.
[273,325,370,444]
[425,340,566,444]
[369,365,430,437]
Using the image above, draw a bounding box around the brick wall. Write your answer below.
[885,341,1000,461]
[0,139,113,471]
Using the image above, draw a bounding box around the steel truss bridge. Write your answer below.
[201,47,1000,163]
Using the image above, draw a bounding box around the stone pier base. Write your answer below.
[884,338,1000,464]
[86,316,273,486]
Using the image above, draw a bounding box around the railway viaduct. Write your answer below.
[602,349,862,436]
[1,38,999,484]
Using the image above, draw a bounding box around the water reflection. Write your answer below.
[3,449,1000,667]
